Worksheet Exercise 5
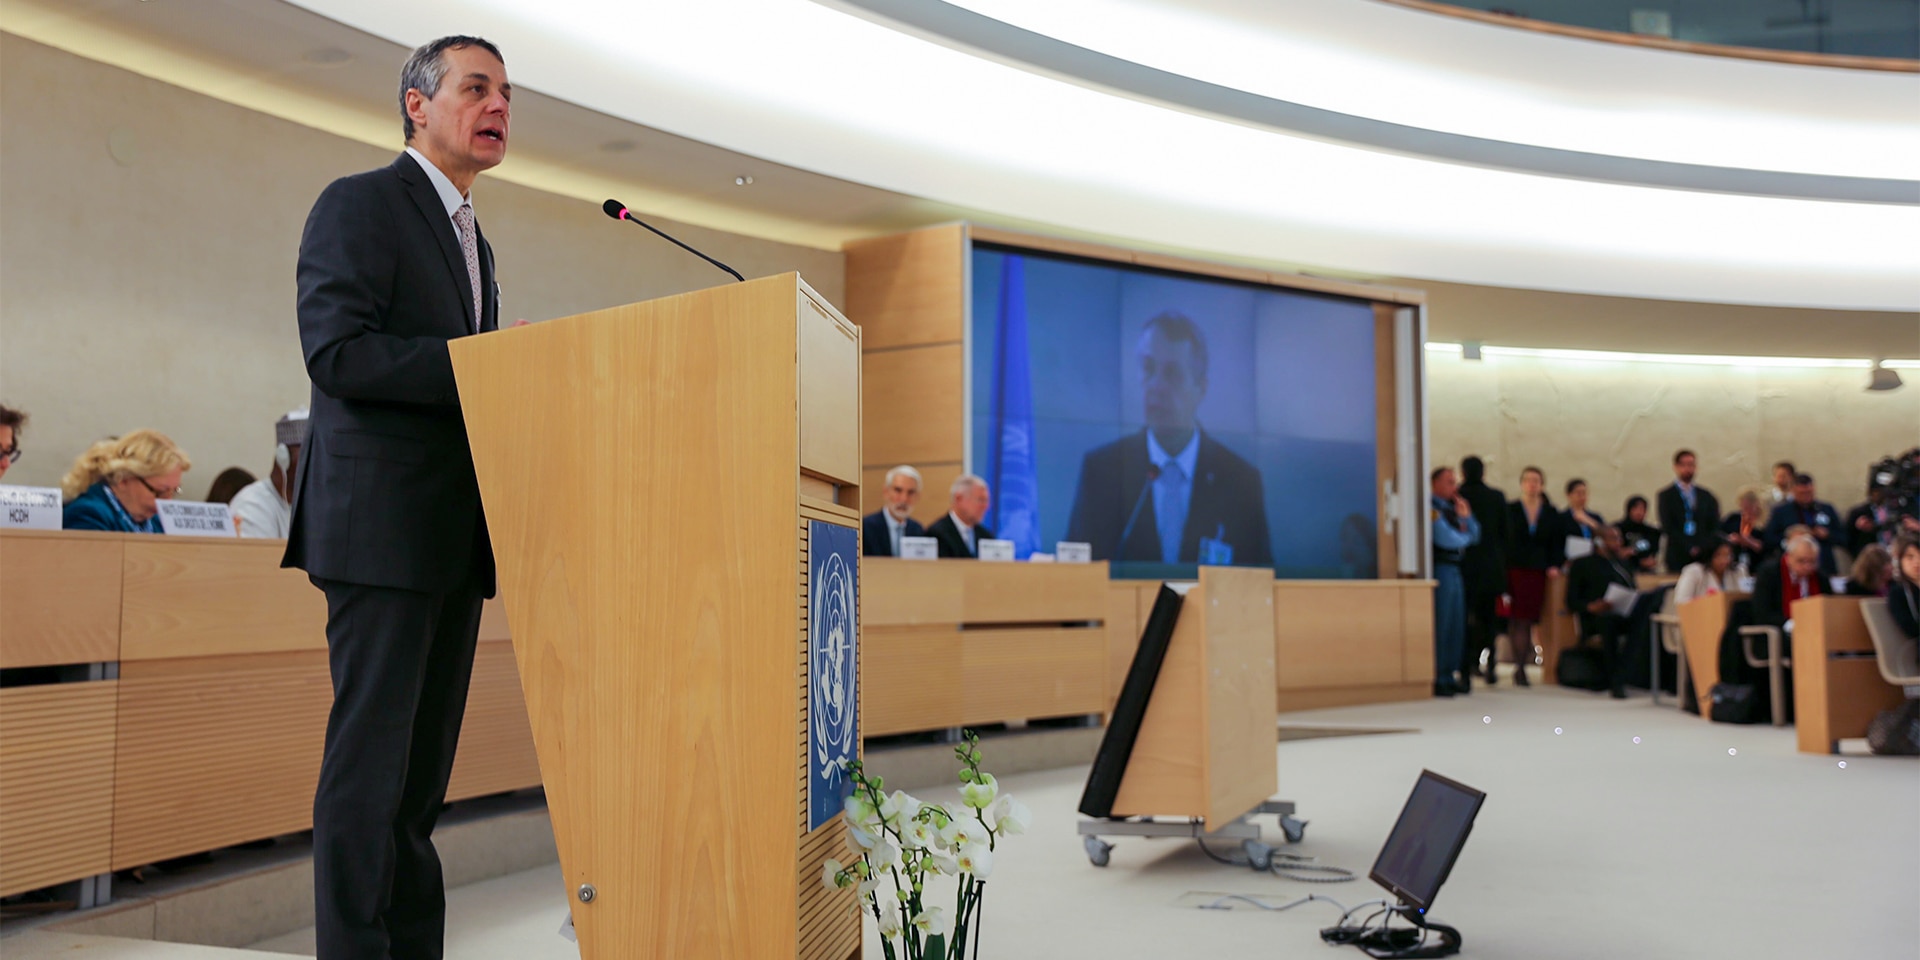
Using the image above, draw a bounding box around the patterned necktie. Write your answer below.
[453,202,482,333]
[1156,460,1188,564]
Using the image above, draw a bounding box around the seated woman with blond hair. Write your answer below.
[62,429,192,533]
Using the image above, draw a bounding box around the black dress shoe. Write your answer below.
[1434,681,1456,698]
[1609,687,1628,700]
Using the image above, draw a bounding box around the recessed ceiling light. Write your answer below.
[734,175,754,186]
[599,139,637,153]
[302,47,352,66]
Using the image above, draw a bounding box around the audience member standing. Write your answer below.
[1657,450,1720,573]
[1769,461,1796,505]
[1562,478,1605,549]
[1565,526,1636,699]
[1764,473,1840,576]
[1616,496,1662,573]
[1504,466,1562,687]
[1429,467,1480,697]
[0,403,25,482]
[1845,486,1897,557]
[926,475,995,559]
[862,464,925,557]
[61,430,192,533]
[1889,534,1920,640]
[1457,456,1508,689]
[1722,487,1767,572]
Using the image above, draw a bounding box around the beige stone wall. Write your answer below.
[0,36,843,493]
[1429,350,1920,525]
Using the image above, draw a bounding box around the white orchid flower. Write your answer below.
[989,795,1032,836]
[928,852,959,875]
[871,839,901,870]
[845,793,879,826]
[956,843,994,878]
[879,790,922,826]
[903,820,938,850]
[857,872,882,898]
[961,773,999,809]
[822,857,845,889]
[848,823,882,852]
[876,904,903,938]
[913,906,954,939]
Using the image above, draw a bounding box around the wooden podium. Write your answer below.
[450,275,863,960]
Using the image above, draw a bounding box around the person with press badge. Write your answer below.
[1657,449,1720,574]
[1763,472,1842,576]
[1616,495,1662,573]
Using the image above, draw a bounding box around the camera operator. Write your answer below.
[1850,451,1920,556]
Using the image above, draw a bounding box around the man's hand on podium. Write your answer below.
[510,318,531,328]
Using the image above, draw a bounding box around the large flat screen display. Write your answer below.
[970,244,1379,579]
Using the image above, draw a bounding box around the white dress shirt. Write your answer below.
[948,511,976,554]
[229,478,290,539]
[1146,430,1201,562]
[884,511,908,557]
[405,146,470,224]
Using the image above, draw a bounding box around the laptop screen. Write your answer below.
[1368,770,1486,912]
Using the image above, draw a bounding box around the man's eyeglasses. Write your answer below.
[0,445,18,466]
[137,476,181,499]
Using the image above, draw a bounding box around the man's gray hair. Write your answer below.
[884,464,923,487]
[398,35,503,142]
[1785,535,1819,557]
[951,473,988,498]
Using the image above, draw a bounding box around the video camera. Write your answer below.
[1868,447,1920,526]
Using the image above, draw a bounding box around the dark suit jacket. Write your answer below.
[1566,553,1636,617]
[1889,578,1920,640]
[1064,429,1272,566]
[1843,502,1884,557]
[861,510,925,557]
[1458,480,1508,593]
[1762,499,1841,575]
[1505,498,1564,570]
[283,153,497,597]
[1751,556,1827,629]
[924,514,993,559]
[1656,483,1721,573]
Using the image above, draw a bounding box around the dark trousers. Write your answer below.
[1462,583,1502,678]
[1578,612,1630,692]
[311,573,485,960]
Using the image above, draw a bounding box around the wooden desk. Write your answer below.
[1792,596,1905,754]
[1677,593,1735,715]
[1110,578,1434,713]
[862,558,1110,736]
[0,530,540,897]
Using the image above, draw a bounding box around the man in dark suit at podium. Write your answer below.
[1066,312,1271,566]
[284,36,509,960]
[925,474,995,558]
[863,464,925,557]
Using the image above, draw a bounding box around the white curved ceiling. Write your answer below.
[288,0,1919,310]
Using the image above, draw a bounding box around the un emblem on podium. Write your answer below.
[807,520,859,831]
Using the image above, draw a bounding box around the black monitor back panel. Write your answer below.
[1078,584,1185,819]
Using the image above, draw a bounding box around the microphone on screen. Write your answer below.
[601,199,745,282]
[1117,464,1162,559]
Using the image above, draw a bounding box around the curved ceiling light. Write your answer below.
[835,0,1916,201]
[286,0,1920,311]
[925,0,1919,182]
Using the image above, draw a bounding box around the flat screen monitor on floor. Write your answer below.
[1077,584,1185,818]
[1368,770,1486,913]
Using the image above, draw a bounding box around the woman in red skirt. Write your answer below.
[1503,466,1565,686]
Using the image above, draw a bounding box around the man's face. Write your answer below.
[1786,547,1820,579]
[952,484,990,527]
[1138,329,1205,433]
[408,45,511,174]
[883,474,920,520]
[0,423,13,481]
[1794,482,1815,507]
[1431,469,1457,501]
[1774,466,1794,489]
[1674,454,1697,483]
[1599,528,1625,558]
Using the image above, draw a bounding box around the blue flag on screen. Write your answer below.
[989,255,1041,557]
[808,520,859,832]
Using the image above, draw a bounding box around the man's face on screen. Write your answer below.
[1137,329,1205,433]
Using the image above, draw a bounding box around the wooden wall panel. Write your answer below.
[960,628,1108,725]
[863,345,964,469]
[0,530,123,668]
[120,540,326,660]
[842,224,965,350]
[864,626,964,736]
[1399,582,1436,683]
[1105,582,1147,707]
[0,681,117,897]
[1274,583,1404,689]
[863,559,1108,627]
[446,641,543,801]
[111,652,332,869]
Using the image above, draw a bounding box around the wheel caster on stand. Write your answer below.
[1280,815,1308,844]
[1084,835,1113,867]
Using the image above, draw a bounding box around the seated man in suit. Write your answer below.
[1565,525,1638,699]
[1763,473,1841,576]
[1065,312,1271,566]
[925,474,994,559]
[1740,535,1824,723]
[862,464,925,557]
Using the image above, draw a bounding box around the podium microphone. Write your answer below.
[1117,464,1161,558]
[602,199,745,282]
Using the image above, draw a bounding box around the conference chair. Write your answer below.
[1738,625,1791,727]
[1650,612,1687,709]
[1860,599,1920,697]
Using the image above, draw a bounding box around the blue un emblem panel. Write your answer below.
[807,519,859,832]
